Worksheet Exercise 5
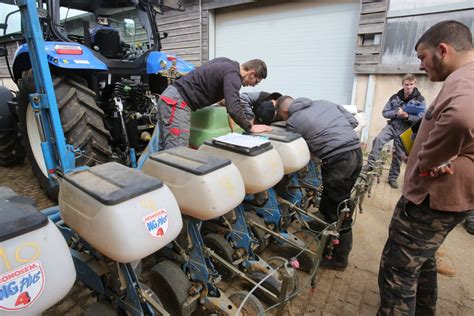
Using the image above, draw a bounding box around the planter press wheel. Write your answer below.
[149,260,197,316]
[266,256,299,297]
[273,238,315,273]
[245,211,270,254]
[247,271,283,305]
[228,291,265,316]
[203,233,236,281]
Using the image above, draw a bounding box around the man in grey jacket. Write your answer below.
[276,96,363,270]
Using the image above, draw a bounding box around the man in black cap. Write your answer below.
[240,91,282,125]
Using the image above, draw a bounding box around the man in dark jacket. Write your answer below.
[366,74,426,189]
[276,96,363,270]
[157,57,271,150]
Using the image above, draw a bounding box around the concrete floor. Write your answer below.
[1,161,472,315]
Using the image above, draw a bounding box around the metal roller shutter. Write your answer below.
[214,1,359,105]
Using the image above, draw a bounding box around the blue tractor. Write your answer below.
[0,0,194,199]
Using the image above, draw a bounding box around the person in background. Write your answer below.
[366,74,426,189]
[377,20,474,315]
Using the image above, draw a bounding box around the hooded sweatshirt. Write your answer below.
[286,98,360,160]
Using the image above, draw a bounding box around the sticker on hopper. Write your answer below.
[143,209,169,238]
[0,261,45,311]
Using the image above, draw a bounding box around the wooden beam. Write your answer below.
[165,46,204,56]
[158,18,205,31]
[361,2,387,14]
[157,11,202,24]
[161,39,208,50]
[359,12,386,25]
[355,45,381,54]
[358,23,384,34]
[355,54,380,64]
[203,0,255,10]
[354,64,424,74]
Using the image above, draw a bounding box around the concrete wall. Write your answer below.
[354,73,443,150]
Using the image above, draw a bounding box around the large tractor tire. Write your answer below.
[0,86,25,166]
[17,70,113,200]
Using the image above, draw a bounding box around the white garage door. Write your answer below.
[214,0,359,105]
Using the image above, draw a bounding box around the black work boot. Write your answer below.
[388,180,399,189]
[320,230,353,271]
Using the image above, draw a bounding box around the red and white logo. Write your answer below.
[143,209,169,239]
[0,261,45,311]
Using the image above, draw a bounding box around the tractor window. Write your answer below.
[0,4,21,37]
[59,6,94,43]
[60,7,88,21]
[60,6,146,56]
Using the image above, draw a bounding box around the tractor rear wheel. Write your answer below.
[17,70,112,200]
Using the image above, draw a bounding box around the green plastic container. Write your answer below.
[189,106,244,148]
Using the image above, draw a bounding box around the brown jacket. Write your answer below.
[403,61,474,212]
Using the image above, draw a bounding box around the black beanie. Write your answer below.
[254,100,276,125]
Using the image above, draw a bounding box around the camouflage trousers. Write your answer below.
[377,196,468,316]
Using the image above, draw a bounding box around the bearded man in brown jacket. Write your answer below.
[377,20,474,316]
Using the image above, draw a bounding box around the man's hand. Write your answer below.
[432,164,454,176]
[420,161,454,177]
[250,124,272,133]
[397,108,409,119]
[401,153,408,163]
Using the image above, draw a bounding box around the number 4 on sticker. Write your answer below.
[156,228,164,237]
[15,292,31,307]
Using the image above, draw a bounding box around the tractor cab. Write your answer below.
[7,0,194,79]
[50,0,162,61]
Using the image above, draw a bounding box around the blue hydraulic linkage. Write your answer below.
[6,0,76,178]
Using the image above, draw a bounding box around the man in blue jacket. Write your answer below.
[366,74,426,189]
[276,96,363,270]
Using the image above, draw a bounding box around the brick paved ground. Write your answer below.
[281,167,474,316]
[0,160,55,209]
[1,161,473,315]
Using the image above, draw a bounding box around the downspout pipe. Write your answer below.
[199,0,203,64]
[361,75,375,149]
